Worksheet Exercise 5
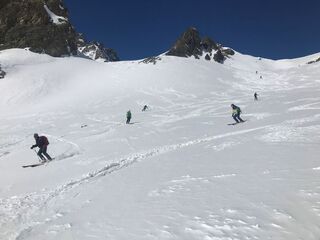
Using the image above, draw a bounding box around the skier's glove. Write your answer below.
[30,146,34,149]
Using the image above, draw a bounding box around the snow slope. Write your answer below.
[0,49,320,240]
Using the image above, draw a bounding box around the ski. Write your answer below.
[22,159,53,168]
[228,120,247,126]
[22,163,45,168]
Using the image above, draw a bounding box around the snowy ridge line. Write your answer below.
[0,125,271,239]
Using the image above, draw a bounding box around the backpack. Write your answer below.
[42,136,49,145]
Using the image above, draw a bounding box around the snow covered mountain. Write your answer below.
[0,48,320,240]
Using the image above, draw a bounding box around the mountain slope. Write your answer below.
[0,49,320,239]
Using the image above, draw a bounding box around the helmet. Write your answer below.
[34,133,39,138]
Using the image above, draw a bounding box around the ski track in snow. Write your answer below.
[1,50,320,239]
[1,125,272,239]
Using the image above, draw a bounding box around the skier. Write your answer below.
[30,133,52,162]
[142,105,149,111]
[254,92,258,101]
[231,104,244,123]
[126,110,132,124]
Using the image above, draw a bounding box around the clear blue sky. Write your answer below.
[64,0,320,60]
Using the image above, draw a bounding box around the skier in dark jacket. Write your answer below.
[231,104,244,123]
[31,133,52,161]
[142,105,148,111]
[126,110,132,124]
[254,92,258,101]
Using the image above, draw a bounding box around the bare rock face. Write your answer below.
[0,0,119,61]
[166,27,234,63]
[200,37,219,53]
[139,56,162,65]
[307,57,320,64]
[213,50,225,63]
[77,34,119,62]
[166,27,202,58]
[0,0,78,57]
[0,65,5,79]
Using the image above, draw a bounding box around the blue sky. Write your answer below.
[64,0,320,60]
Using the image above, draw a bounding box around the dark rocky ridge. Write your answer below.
[0,65,5,79]
[307,57,320,64]
[166,27,234,63]
[0,0,119,61]
[0,0,77,57]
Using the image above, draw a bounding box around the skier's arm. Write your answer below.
[232,109,236,116]
[31,139,40,149]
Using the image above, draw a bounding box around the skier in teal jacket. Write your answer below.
[126,110,132,124]
[231,104,244,123]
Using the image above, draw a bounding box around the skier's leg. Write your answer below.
[42,146,52,160]
[37,148,46,160]
[237,114,244,122]
[233,115,239,123]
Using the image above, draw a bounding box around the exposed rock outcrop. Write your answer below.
[0,0,119,61]
[77,34,119,62]
[0,65,5,79]
[307,57,320,64]
[166,27,234,63]
[166,27,202,58]
[0,0,77,57]
[139,56,162,65]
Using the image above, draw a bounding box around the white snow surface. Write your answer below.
[0,48,320,239]
[44,5,67,25]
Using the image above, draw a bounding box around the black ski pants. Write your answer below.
[38,145,52,160]
[233,113,244,123]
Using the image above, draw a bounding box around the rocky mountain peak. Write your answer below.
[166,27,202,58]
[166,27,234,63]
[77,34,119,62]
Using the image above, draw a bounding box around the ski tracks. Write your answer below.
[45,134,82,161]
[1,125,271,240]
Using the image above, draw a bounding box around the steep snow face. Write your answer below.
[44,4,68,25]
[0,49,320,240]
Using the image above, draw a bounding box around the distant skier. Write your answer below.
[142,105,149,111]
[254,92,258,101]
[231,104,244,123]
[30,133,52,162]
[126,110,132,124]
